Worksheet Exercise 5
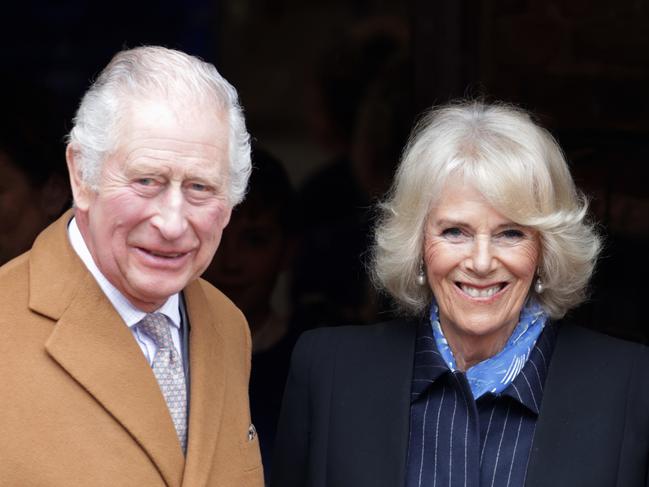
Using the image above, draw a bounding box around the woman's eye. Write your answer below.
[500,229,525,239]
[441,227,464,238]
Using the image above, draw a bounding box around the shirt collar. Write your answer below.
[411,318,557,415]
[67,216,181,329]
[501,323,557,415]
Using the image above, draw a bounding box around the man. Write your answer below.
[0,46,263,486]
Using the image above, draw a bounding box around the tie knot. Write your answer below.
[138,313,174,349]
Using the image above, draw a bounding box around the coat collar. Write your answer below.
[501,323,557,415]
[30,210,225,487]
[410,319,557,416]
[410,320,452,402]
[376,318,560,487]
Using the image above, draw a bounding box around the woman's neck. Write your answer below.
[441,324,514,371]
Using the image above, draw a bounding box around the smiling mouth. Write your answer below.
[456,282,507,298]
[138,248,187,259]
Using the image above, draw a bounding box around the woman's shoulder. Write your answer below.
[557,323,648,356]
[290,318,420,370]
[298,318,419,349]
[554,322,649,379]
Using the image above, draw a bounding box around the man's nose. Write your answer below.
[151,188,188,240]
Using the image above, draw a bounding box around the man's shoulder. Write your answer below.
[187,278,249,341]
[192,277,245,319]
[188,278,253,362]
[0,250,30,278]
[0,252,30,307]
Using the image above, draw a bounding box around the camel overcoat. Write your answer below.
[0,211,264,487]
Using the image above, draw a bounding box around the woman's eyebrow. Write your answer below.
[433,218,468,227]
[433,219,523,232]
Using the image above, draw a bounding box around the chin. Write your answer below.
[461,316,515,338]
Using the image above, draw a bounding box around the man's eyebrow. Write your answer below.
[124,161,223,178]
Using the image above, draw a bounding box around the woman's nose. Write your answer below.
[467,235,495,275]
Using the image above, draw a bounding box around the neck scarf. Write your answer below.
[430,297,548,399]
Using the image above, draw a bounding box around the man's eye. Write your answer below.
[136,178,155,186]
[190,183,208,192]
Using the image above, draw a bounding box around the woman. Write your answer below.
[272,101,649,487]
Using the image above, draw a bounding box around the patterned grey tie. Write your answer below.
[138,313,187,453]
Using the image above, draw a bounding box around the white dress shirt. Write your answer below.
[67,217,184,366]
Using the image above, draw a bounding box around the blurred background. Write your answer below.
[2,0,648,478]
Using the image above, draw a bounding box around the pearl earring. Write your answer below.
[534,276,544,294]
[416,261,426,286]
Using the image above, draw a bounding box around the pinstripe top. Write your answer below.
[405,320,557,487]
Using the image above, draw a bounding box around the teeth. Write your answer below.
[460,284,502,298]
[149,250,181,258]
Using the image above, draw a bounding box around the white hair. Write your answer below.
[67,45,251,205]
[371,101,602,318]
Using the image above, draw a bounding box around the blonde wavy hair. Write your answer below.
[371,101,601,318]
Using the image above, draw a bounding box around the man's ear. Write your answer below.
[65,144,92,211]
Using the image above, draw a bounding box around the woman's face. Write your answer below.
[423,182,540,354]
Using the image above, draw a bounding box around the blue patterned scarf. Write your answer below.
[430,297,548,399]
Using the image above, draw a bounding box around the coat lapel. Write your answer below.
[30,212,185,487]
[180,280,225,487]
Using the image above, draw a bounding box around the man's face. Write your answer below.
[70,100,232,311]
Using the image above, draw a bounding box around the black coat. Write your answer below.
[272,320,649,487]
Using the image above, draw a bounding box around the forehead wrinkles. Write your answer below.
[121,143,224,175]
[124,135,224,155]
[124,146,223,167]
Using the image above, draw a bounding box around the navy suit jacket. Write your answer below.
[272,320,649,487]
